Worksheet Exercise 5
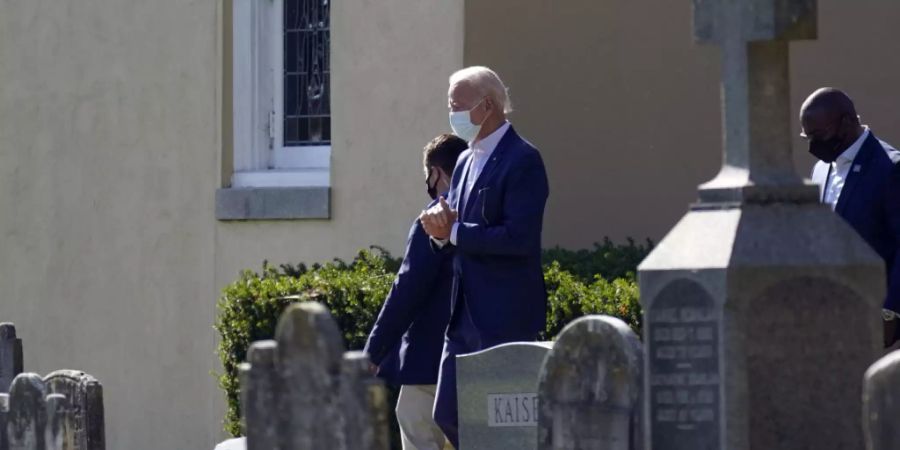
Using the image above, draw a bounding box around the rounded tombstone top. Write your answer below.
[43,369,98,384]
[275,301,344,368]
[0,323,17,340]
[865,349,900,382]
[247,340,278,367]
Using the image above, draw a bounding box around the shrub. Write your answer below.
[215,241,646,438]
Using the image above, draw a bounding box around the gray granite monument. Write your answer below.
[863,349,900,450]
[1,393,9,449]
[43,370,105,450]
[8,373,48,450]
[240,302,390,450]
[0,323,24,393]
[537,316,643,450]
[44,394,67,450]
[457,341,553,450]
[639,1,884,449]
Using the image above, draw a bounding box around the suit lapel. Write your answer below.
[463,127,517,219]
[453,152,474,212]
[836,133,877,216]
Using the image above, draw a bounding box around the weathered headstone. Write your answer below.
[457,342,552,450]
[537,316,643,450]
[863,349,900,450]
[214,437,247,450]
[1,393,9,449]
[44,394,67,450]
[274,302,344,449]
[240,341,278,450]
[0,323,24,393]
[639,1,883,449]
[8,373,48,450]
[43,370,105,450]
[339,351,390,450]
[241,302,391,450]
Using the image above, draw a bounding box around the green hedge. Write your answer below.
[214,241,651,437]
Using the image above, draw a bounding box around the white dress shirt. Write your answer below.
[430,122,511,248]
[449,122,511,245]
[822,127,869,209]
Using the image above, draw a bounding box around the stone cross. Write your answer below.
[537,316,643,450]
[863,350,900,450]
[43,370,105,450]
[456,342,553,450]
[640,2,883,450]
[8,373,48,450]
[692,0,819,203]
[0,323,24,393]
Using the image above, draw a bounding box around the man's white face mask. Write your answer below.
[449,98,486,142]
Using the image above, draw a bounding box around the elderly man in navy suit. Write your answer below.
[802,88,900,347]
[420,66,549,448]
[364,134,468,450]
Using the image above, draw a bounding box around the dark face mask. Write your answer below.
[426,168,440,200]
[808,116,847,164]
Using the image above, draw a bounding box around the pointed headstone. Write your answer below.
[0,324,24,393]
[240,341,279,450]
[863,350,900,450]
[43,370,105,450]
[339,351,390,450]
[274,302,344,449]
[8,373,48,450]
[538,316,643,450]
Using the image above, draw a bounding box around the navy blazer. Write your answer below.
[812,131,900,311]
[443,126,549,338]
[364,198,454,385]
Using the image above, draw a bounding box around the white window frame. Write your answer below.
[232,0,331,189]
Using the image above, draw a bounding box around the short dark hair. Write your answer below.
[423,134,468,174]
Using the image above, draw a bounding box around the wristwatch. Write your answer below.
[883,309,897,321]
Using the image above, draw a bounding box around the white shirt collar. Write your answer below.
[471,121,511,156]
[836,126,870,165]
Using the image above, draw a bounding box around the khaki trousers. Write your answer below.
[396,384,452,450]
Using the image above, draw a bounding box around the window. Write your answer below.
[230,0,331,189]
[220,0,331,219]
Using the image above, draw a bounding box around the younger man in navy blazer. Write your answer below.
[364,134,467,450]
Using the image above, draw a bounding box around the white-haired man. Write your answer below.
[420,66,549,448]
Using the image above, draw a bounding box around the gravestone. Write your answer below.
[43,370,105,450]
[214,437,247,450]
[537,316,643,450]
[240,341,278,450]
[639,1,883,449]
[339,351,390,450]
[241,302,390,450]
[44,394,67,450]
[1,393,9,449]
[457,342,553,450]
[8,373,48,450]
[863,350,900,450]
[0,323,24,393]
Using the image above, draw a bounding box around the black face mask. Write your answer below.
[808,116,848,164]
[426,168,440,200]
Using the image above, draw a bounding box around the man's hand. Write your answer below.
[420,197,458,240]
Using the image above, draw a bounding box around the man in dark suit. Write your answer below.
[420,66,549,448]
[364,134,468,450]
[802,88,900,347]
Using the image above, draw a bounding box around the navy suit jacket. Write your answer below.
[812,131,900,312]
[443,126,549,339]
[364,198,454,385]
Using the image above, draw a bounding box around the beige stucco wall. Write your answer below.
[0,1,464,449]
[465,0,900,248]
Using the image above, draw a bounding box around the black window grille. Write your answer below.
[284,0,330,146]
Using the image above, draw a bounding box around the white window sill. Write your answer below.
[231,169,330,188]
